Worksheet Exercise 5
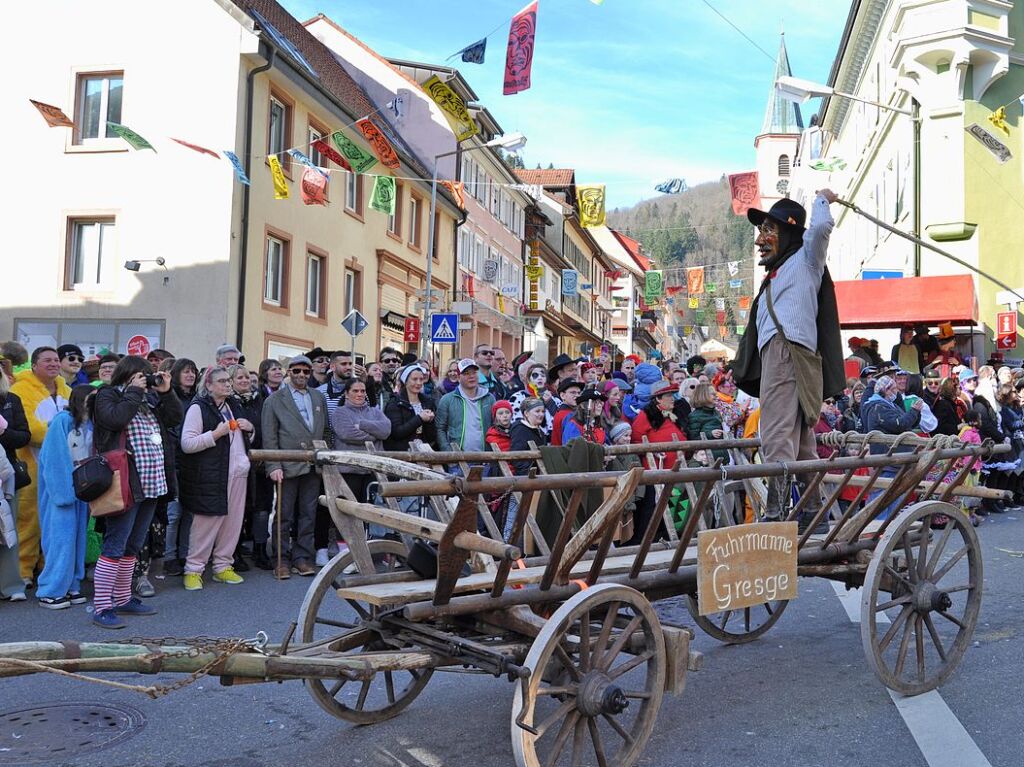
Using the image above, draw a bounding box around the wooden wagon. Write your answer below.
[0,433,1005,766]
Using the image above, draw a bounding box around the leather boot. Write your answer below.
[764,477,789,521]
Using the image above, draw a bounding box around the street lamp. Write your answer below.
[775,75,916,117]
[422,131,528,358]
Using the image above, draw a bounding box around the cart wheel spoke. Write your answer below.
[598,614,642,671]
[937,610,966,629]
[902,533,918,583]
[570,716,586,767]
[917,524,930,581]
[718,610,733,631]
[925,522,955,577]
[744,607,751,634]
[894,617,914,678]
[384,671,395,705]
[593,602,621,661]
[346,599,372,620]
[535,698,578,739]
[607,650,654,681]
[602,712,634,745]
[328,679,346,697]
[546,711,579,767]
[915,615,926,683]
[578,610,591,672]
[941,583,974,594]
[355,678,371,711]
[587,717,609,767]
[875,595,911,613]
[623,690,652,699]
[878,605,913,653]
[538,686,577,698]
[923,614,947,662]
[883,563,914,592]
[931,545,969,584]
[315,616,358,629]
[553,643,583,683]
[764,602,774,616]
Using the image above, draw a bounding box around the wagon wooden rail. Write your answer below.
[0,433,1006,767]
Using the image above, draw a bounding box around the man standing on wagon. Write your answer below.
[734,190,846,525]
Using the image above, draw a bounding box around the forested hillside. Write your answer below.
[607,177,757,341]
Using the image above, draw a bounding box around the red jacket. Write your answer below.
[485,425,511,453]
[550,407,573,446]
[631,409,686,469]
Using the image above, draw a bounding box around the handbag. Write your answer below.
[11,457,31,491]
[764,279,823,428]
[87,433,135,518]
[72,455,114,502]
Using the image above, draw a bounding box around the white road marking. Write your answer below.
[830,582,992,767]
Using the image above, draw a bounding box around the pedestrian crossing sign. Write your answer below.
[430,313,458,344]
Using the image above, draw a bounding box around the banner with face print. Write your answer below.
[312,138,353,172]
[268,155,289,199]
[686,266,705,296]
[441,180,466,209]
[330,129,378,174]
[30,99,75,128]
[300,166,327,206]
[728,171,761,216]
[370,174,396,215]
[644,270,664,306]
[356,118,400,170]
[504,1,539,95]
[424,75,479,142]
[576,184,606,228]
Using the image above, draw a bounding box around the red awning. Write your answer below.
[834,274,978,329]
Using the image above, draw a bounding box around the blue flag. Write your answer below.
[223,151,250,186]
[459,38,487,64]
[287,148,329,179]
[655,178,686,194]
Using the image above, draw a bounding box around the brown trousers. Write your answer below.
[759,336,819,518]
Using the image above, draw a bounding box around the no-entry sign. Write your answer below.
[126,335,151,357]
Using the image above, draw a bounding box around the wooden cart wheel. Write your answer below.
[685,595,789,644]
[297,539,434,725]
[861,501,983,695]
[511,584,666,767]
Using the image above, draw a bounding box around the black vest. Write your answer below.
[178,397,232,516]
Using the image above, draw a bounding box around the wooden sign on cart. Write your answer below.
[697,521,798,616]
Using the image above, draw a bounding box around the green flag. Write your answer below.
[107,122,155,151]
[331,129,377,174]
[643,270,663,305]
[809,158,847,172]
[370,175,396,215]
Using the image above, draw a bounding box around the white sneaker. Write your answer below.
[315,548,329,567]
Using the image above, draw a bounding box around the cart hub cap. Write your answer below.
[912,582,952,614]
[577,672,628,717]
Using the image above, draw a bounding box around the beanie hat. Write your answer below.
[609,421,632,443]
[491,400,512,419]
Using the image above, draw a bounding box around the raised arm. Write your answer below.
[803,190,836,267]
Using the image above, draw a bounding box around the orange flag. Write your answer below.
[686,266,705,296]
[30,99,75,128]
[728,171,761,216]
[738,295,752,310]
[356,118,400,170]
[442,180,466,209]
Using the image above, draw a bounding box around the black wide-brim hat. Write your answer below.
[548,353,579,381]
[747,197,807,233]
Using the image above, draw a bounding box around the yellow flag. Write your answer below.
[424,75,479,142]
[989,106,1010,136]
[576,184,606,228]
[268,155,289,199]
[497,294,506,314]
[688,296,699,309]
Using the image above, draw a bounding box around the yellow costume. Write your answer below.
[10,369,70,580]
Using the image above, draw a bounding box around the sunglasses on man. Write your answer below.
[289,368,312,376]
[63,354,84,363]
[382,358,401,364]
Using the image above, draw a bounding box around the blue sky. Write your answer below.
[280,0,852,208]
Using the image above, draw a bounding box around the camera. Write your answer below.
[144,373,160,388]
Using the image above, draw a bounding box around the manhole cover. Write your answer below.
[0,703,145,764]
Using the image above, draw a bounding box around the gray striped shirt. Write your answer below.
[756,195,834,352]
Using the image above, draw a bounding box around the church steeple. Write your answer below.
[760,33,804,135]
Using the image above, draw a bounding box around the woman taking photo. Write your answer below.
[91,356,182,629]
[179,367,254,591]
[35,386,94,609]
[384,365,437,451]
[332,380,392,504]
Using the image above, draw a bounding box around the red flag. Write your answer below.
[30,99,75,128]
[504,1,539,95]
[312,138,352,172]
[728,171,761,216]
[171,138,219,158]
[356,118,400,170]
[716,310,726,324]
[300,167,328,206]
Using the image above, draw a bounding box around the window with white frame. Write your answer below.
[75,73,123,144]
[264,235,286,306]
[66,218,116,290]
[473,235,486,275]
[343,268,359,314]
[408,196,422,247]
[458,229,474,270]
[308,125,324,167]
[345,171,359,212]
[305,252,323,317]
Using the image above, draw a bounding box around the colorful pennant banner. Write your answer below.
[441,180,466,209]
[224,151,250,185]
[424,75,479,142]
[172,138,219,158]
[655,178,686,194]
[729,279,743,289]
[728,170,761,216]
[288,148,328,179]
[738,295,752,310]
[30,99,75,128]
[458,38,487,64]
[504,1,539,95]
[688,296,699,309]
[714,298,725,310]
[107,122,155,151]
[301,167,327,206]
[727,260,739,276]
[311,138,352,172]
[268,156,289,199]
[686,267,705,296]
[356,118,400,170]
[576,184,606,228]
[707,283,717,294]
[330,129,378,174]
[644,270,664,305]
[370,174,397,215]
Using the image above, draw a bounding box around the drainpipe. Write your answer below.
[235,48,276,350]
[912,97,921,277]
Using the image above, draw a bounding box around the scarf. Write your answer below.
[758,224,803,273]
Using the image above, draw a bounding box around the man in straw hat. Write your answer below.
[733,190,846,524]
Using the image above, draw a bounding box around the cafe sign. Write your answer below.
[696,521,798,616]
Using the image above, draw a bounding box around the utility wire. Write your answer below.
[698,0,777,65]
